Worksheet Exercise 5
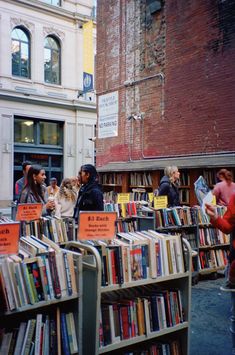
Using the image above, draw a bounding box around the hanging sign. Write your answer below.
[0,222,20,255]
[16,203,43,222]
[153,196,168,209]
[78,212,117,240]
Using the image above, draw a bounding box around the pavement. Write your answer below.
[190,275,232,355]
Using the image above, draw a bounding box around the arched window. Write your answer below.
[44,36,61,85]
[11,27,30,78]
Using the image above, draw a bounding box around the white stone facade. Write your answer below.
[0,0,97,207]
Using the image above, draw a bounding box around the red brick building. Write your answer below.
[95,0,235,204]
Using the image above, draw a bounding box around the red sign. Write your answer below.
[16,203,43,222]
[78,212,117,240]
[0,223,20,255]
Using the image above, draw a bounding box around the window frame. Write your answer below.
[11,26,31,79]
[44,35,61,85]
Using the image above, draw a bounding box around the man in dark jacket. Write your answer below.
[158,166,180,207]
[73,164,104,221]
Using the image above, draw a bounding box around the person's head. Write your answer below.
[78,164,98,185]
[22,160,32,178]
[217,169,233,183]
[59,178,77,201]
[26,164,46,202]
[50,177,58,187]
[70,176,81,190]
[165,165,180,183]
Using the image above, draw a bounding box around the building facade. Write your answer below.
[0,0,97,208]
[95,0,235,172]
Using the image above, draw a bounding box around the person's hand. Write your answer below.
[46,199,55,210]
[205,203,216,219]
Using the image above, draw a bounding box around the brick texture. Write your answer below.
[96,0,235,168]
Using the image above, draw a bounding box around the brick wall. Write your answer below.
[96,0,235,168]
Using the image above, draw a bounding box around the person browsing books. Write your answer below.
[15,160,32,201]
[73,164,104,221]
[158,166,180,207]
[19,164,55,216]
[205,193,235,287]
[55,178,78,218]
[213,169,235,206]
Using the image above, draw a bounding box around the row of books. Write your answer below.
[0,309,78,355]
[179,171,190,186]
[0,236,78,311]
[101,173,123,185]
[198,249,229,270]
[85,230,185,287]
[21,217,75,244]
[198,227,230,246]
[100,289,184,347]
[104,201,138,218]
[130,172,153,187]
[122,339,182,355]
[116,218,139,233]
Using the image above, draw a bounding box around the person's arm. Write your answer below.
[205,196,235,234]
[158,182,170,196]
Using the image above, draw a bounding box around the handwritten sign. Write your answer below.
[16,203,43,222]
[78,212,117,240]
[0,223,20,255]
[153,196,168,209]
[117,193,130,204]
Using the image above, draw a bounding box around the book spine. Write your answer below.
[60,313,70,355]
[48,251,61,299]
[63,252,73,296]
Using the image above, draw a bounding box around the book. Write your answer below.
[13,322,27,355]
[60,312,70,355]
[21,319,36,355]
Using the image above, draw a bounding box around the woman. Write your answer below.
[55,178,78,218]
[158,166,180,207]
[206,194,235,287]
[213,169,235,206]
[73,164,104,221]
[19,164,55,216]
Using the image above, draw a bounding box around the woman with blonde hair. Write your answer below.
[55,178,78,218]
[158,165,180,207]
[213,169,235,206]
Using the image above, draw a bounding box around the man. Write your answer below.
[46,177,59,197]
[15,160,31,201]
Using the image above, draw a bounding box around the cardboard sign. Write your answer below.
[153,196,168,209]
[117,193,130,204]
[78,212,117,240]
[0,223,20,255]
[16,203,43,222]
[148,192,154,203]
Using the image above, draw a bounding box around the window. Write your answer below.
[14,119,34,143]
[41,0,61,6]
[11,27,30,78]
[44,36,61,84]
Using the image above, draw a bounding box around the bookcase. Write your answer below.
[0,237,83,354]
[99,167,235,207]
[69,235,192,355]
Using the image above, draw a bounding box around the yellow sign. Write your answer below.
[78,212,117,240]
[148,192,154,203]
[83,20,94,75]
[211,195,216,205]
[153,196,168,209]
[16,203,43,222]
[0,223,20,255]
[117,193,130,204]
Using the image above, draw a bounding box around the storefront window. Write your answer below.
[14,119,34,143]
[39,121,62,145]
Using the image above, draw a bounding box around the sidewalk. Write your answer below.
[190,276,232,355]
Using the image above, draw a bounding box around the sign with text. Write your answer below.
[16,203,43,222]
[98,91,118,138]
[78,212,117,240]
[117,193,130,204]
[0,223,20,255]
[153,196,168,209]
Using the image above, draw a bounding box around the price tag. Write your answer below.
[16,203,43,222]
[153,196,168,209]
[0,223,20,255]
[148,192,154,203]
[78,212,117,240]
[211,195,217,206]
[117,193,130,204]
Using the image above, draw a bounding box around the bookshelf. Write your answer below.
[99,167,235,207]
[70,235,192,355]
[0,246,83,354]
